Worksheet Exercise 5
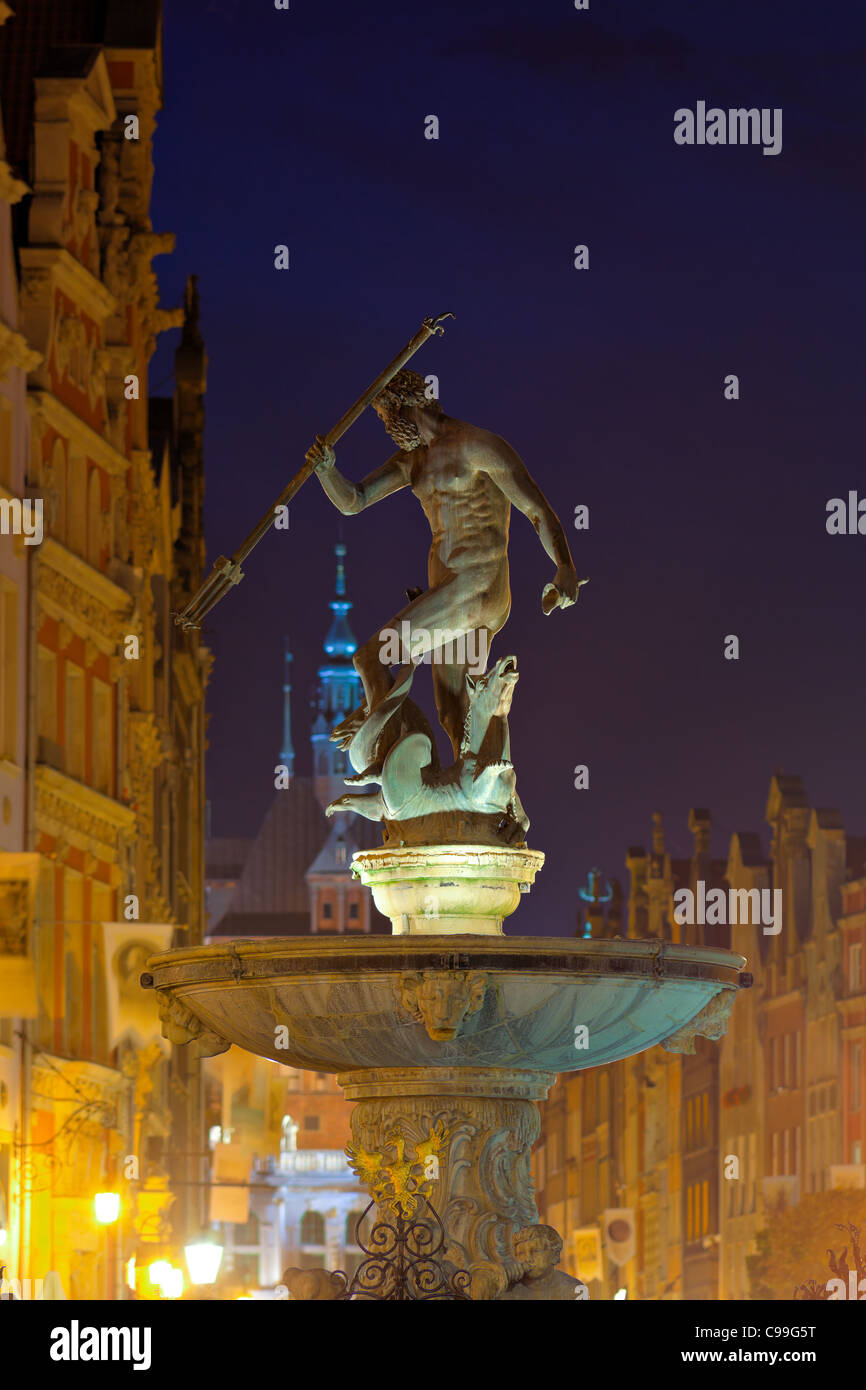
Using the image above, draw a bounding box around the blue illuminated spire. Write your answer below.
[323,543,357,658]
[312,544,363,810]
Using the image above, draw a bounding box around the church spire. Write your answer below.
[323,542,357,658]
[312,544,363,811]
[280,636,294,775]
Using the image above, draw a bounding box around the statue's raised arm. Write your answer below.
[307,437,410,515]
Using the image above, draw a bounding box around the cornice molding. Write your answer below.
[40,535,132,615]
[35,764,135,856]
[20,247,117,323]
[27,389,128,477]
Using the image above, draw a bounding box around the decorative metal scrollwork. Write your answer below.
[335,1197,471,1301]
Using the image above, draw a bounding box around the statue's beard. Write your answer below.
[380,413,423,451]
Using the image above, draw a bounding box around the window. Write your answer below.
[303,1114,320,1131]
[348,901,359,921]
[37,646,57,741]
[91,678,112,794]
[63,870,84,1056]
[851,943,863,993]
[91,881,112,923]
[67,453,87,555]
[300,1211,325,1245]
[64,662,85,779]
[345,1210,365,1245]
[233,1212,259,1245]
[48,438,66,540]
[86,468,102,568]
[322,902,333,920]
[0,579,17,760]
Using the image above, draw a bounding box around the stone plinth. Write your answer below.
[350,843,545,935]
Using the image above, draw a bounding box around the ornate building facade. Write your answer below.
[535,777,866,1301]
[0,0,209,1299]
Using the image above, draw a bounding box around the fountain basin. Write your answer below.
[144,935,747,1073]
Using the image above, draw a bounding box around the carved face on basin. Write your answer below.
[400,970,487,1041]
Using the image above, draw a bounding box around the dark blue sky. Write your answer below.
[151,0,866,933]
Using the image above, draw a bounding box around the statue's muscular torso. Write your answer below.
[310,405,578,741]
[401,422,511,628]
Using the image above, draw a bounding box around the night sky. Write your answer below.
[150,0,866,935]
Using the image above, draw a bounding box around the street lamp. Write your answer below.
[161,1266,184,1300]
[94,1193,121,1300]
[94,1192,120,1225]
[184,1232,224,1286]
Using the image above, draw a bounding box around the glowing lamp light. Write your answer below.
[125,1257,136,1292]
[161,1266,184,1299]
[0,1227,7,1246]
[184,1235,224,1285]
[613,1287,628,1300]
[94,1192,120,1224]
[148,1259,171,1288]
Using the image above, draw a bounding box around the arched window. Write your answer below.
[86,468,102,568]
[345,1210,365,1246]
[67,452,87,555]
[300,1210,325,1245]
[48,438,67,541]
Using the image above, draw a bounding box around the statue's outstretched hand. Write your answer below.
[306,434,336,472]
[542,567,587,614]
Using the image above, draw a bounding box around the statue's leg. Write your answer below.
[342,576,504,753]
[355,579,473,709]
[431,653,473,759]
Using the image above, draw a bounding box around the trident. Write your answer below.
[174,311,455,630]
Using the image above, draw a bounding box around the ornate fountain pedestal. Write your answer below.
[339,1066,551,1296]
[145,928,749,1298]
[352,844,545,936]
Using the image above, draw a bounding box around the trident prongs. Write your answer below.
[424,312,456,336]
